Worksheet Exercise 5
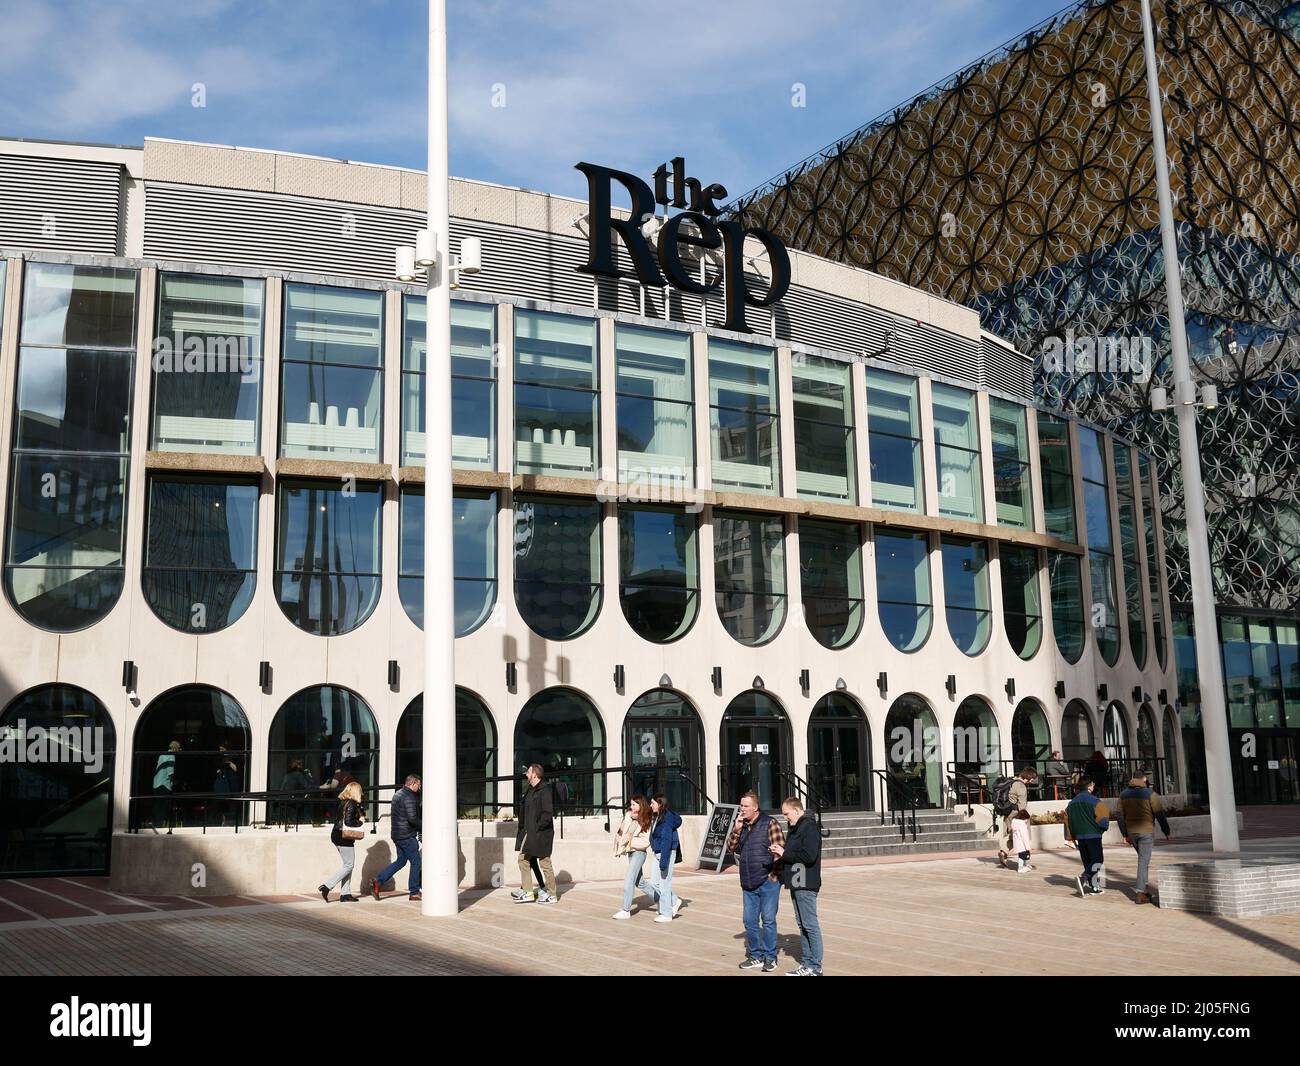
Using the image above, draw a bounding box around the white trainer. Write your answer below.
[654,914,673,923]
[611,909,632,920]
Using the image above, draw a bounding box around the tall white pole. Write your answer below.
[422,0,460,915]
[1138,0,1239,852]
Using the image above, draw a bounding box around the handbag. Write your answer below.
[340,801,365,841]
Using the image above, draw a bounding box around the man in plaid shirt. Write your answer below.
[727,791,785,971]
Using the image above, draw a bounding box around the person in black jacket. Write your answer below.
[769,796,824,976]
[370,774,422,902]
[512,764,558,904]
[320,781,365,902]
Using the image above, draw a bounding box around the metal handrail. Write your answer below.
[676,771,715,811]
[944,765,984,817]
[778,767,828,831]
[872,769,919,843]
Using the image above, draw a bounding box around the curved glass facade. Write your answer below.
[399,488,497,635]
[875,530,931,652]
[1080,428,1120,666]
[714,510,786,645]
[799,519,863,649]
[941,537,990,656]
[514,688,605,811]
[6,263,137,630]
[1048,550,1085,663]
[514,496,601,640]
[618,505,698,643]
[1000,546,1042,659]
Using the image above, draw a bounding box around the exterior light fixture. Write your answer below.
[835,677,847,691]
[712,667,722,691]
[752,675,765,690]
[1159,689,1168,705]
[388,660,400,691]
[877,671,888,698]
[395,245,417,282]
[614,664,625,691]
[1005,678,1016,701]
[121,660,137,697]
[659,673,672,688]
[506,662,517,691]
[799,669,810,695]
[945,674,957,700]
[259,661,272,694]
[1055,680,1066,700]
[1132,685,1143,705]
[1097,683,1108,703]
[415,228,437,268]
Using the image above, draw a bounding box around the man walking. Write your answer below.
[769,796,822,976]
[726,791,784,972]
[512,763,558,905]
[371,774,422,902]
[1117,771,1172,905]
[997,766,1038,867]
[1064,776,1110,897]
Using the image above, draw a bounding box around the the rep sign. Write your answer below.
[574,156,790,334]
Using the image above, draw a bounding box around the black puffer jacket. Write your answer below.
[779,813,822,892]
[390,786,421,841]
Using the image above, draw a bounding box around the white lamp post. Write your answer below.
[1139,0,1239,852]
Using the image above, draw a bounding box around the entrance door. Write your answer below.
[722,722,784,811]
[1234,731,1299,804]
[625,720,702,814]
[808,720,868,810]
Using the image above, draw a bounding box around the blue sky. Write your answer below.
[0,0,1073,202]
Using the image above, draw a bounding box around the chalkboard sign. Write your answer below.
[698,803,739,871]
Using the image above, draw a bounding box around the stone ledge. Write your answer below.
[145,450,266,476]
[275,457,393,481]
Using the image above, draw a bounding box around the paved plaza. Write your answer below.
[2,820,1298,977]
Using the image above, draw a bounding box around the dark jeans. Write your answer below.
[377,836,422,895]
[1077,837,1105,891]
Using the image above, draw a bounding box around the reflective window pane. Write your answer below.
[710,340,779,494]
[616,325,693,486]
[1139,454,1167,670]
[799,518,862,648]
[1049,550,1085,663]
[21,263,136,348]
[1115,446,1147,669]
[618,505,698,642]
[1037,412,1076,541]
[941,538,990,655]
[269,687,378,824]
[1000,545,1042,660]
[514,496,601,640]
[16,347,132,453]
[398,488,497,635]
[875,530,931,652]
[151,274,263,454]
[515,311,598,478]
[866,369,923,512]
[990,398,1032,529]
[714,510,786,645]
[933,383,982,521]
[793,355,855,503]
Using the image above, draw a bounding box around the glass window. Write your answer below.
[396,690,497,816]
[1079,427,1119,666]
[143,477,258,632]
[6,263,137,631]
[280,284,383,464]
[941,537,991,656]
[793,355,855,502]
[618,505,698,643]
[709,340,779,494]
[1278,620,1300,729]
[1037,412,1076,541]
[131,686,251,829]
[875,530,932,652]
[151,274,263,454]
[1139,453,1167,669]
[884,694,942,808]
[1000,546,1042,660]
[953,696,1000,777]
[990,398,1032,529]
[615,325,693,486]
[515,310,598,478]
[402,298,495,469]
[799,518,863,649]
[275,480,382,636]
[714,510,786,645]
[514,496,601,640]
[932,383,982,521]
[269,686,378,825]
[399,489,497,635]
[1049,550,1085,664]
[0,685,116,875]
[865,368,922,511]
[1174,611,1201,728]
[514,688,605,813]
[1114,446,1147,669]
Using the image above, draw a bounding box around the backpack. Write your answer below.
[991,776,1016,817]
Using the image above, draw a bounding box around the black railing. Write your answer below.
[944,765,986,817]
[129,784,387,834]
[873,770,919,843]
[778,767,829,831]
[676,771,715,812]
[998,757,1170,799]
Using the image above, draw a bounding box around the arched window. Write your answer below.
[941,538,991,656]
[1048,551,1085,663]
[395,690,497,816]
[1139,454,1167,669]
[515,688,605,814]
[6,263,138,630]
[1000,546,1042,659]
[0,685,116,875]
[953,696,1001,778]
[1137,704,1158,769]
[618,505,698,643]
[1115,445,1147,669]
[623,689,705,814]
[875,530,931,652]
[1161,707,1180,793]
[399,488,497,635]
[1079,428,1120,666]
[132,686,250,828]
[514,496,602,640]
[1011,698,1052,774]
[720,691,791,811]
[268,687,378,825]
[1061,700,1095,761]
[143,477,258,633]
[884,694,941,808]
[1104,702,1130,762]
[808,692,871,811]
[799,519,863,649]
[714,510,786,646]
[275,480,382,636]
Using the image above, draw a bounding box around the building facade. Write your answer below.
[732,0,1300,803]
[0,136,1178,880]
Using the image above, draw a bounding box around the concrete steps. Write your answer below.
[811,807,993,859]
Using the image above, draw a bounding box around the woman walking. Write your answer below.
[611,795,652,919]
[319,781,365,902]
[640,793,684,923]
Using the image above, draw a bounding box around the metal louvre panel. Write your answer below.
[0,155,121,254]
[453,217,594,307]
[982,336,1034,400]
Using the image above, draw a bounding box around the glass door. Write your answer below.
[809,722,868,810]
[624,719,703,813]
[722,723,784,811]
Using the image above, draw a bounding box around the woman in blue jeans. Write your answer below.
[639,793,683,923]
[611,795,652,919]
